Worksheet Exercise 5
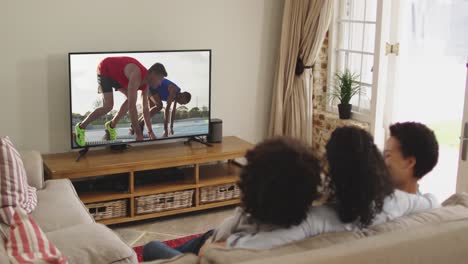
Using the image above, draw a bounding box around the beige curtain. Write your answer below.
[268,0,333,144]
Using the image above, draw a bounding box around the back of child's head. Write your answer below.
[326,126,394,227]
[238,137,321,228]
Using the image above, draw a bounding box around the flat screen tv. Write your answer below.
[69,50,211,149]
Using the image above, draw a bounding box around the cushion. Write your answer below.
[46,223,136,264]
[0,137,37,225]
[19,150,45,190]
[201,231,365,264]
[31,179,94,232]
[5,209,67,264]
[240,220,468,264]
[442,192,468,207]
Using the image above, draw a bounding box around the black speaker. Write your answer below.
[208,118,222,143]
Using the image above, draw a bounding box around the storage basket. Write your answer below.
[135,189,194,215]
[200,183,240,204]
[86,199,128,220]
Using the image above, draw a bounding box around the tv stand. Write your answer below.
[185,136,213,147]
[75,147,89,162]
[43,136,252,225]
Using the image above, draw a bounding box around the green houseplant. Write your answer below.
[330,69,361,119]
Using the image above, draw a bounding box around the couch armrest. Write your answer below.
[19,150,45,190]
[46,223,137,264]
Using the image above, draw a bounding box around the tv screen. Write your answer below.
[69,50,211,149]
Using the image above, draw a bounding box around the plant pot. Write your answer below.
[338,103,352,119]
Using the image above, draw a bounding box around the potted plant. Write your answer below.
[330,69,361,119]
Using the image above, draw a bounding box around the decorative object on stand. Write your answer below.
[208,118,223,143]
[330,69,361,119]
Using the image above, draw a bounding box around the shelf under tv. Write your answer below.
[42,136,252,225]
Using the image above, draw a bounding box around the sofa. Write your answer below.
[3,151,468,264]
[0,150,138,264]
[148,194,468,264]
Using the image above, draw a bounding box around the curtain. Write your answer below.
[268,0,333,144]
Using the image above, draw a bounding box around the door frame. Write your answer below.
[456,62,468,193]
[369,0,392,149]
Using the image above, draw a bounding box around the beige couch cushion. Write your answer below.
[241,220,468,264]
[201,231,365,264]
[31,179,94,232]
[142,254,199,264]
[46,223,137,264]
[19,150,45,190]
[442,192,468,207]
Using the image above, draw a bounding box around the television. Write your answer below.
[69,50,211,149]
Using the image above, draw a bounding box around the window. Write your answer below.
[328,0,378,120]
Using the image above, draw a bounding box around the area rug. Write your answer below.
[133,233,203,262]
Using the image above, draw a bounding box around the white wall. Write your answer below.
[0,0,284,153]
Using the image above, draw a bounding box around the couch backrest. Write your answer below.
[241,219,468,264]
[19,150,44,190]
[201,231,365,264]
[201,193,468,264]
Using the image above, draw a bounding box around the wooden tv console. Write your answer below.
[42,136,253,225]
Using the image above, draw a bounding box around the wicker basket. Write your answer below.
[86,199,128,220]
[200,183,240,204]
[135,190,194,215]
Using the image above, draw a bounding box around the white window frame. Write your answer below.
[327,0,379,123]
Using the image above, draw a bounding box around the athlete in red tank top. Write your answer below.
[98,57,148,91]
[74,57,167,147]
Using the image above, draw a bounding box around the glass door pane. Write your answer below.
[388,0,468,201]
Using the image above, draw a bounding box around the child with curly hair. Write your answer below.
[142,137,322,261]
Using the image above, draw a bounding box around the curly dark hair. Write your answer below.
[389,122,439,179]
[238,137,321,227]
[326,126,394,227]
